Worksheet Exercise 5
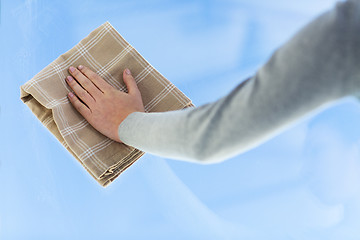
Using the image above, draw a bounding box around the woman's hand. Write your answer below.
[65,65,145,143]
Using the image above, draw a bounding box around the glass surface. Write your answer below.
[1,0,360,239]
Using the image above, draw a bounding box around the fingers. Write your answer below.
[76,65,113,94]
[68,66,104,100]
[66,75,96,109]
[67,92,92,119]
[123,68,141,96]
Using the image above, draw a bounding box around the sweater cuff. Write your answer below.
[116,108,194,159]
[118,111,145,145]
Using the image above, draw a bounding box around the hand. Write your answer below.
[65,65,145,143]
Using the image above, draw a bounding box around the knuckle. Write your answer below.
[83,69,95,81]
[76,103,85,112]
[89,71,98,79]
[75,103,82,110]
[91,108,101,117]
[77,106,85,113]
[79,90,87,98]
[81,80,90,88]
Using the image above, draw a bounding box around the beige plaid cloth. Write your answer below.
[20,21,194,187]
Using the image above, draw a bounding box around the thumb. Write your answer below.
[123,68,140,95]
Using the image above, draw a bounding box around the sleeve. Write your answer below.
[118,0,360,164]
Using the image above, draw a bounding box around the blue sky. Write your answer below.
[1,0,360,239]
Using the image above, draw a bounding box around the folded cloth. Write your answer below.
[20,21,194,187]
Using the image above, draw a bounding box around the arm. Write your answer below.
[118,0,360,163]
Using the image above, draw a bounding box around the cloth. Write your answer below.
[20,21,194,187]
[118,0,360,163]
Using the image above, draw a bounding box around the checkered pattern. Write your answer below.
[20,21,194,187]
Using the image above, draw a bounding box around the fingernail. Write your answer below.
[78,65,84,70]
[66,76,73,82]
[68,92,74,97]
[125,68,131,75]
[69,66,75,73]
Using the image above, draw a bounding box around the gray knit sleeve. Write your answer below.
[117,77,255,164]
[118,0,360,164]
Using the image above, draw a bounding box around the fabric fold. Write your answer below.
[20,21,194,187]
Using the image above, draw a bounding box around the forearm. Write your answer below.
[118,0,360,163]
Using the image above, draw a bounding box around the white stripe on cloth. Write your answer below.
[23,21,193,178]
